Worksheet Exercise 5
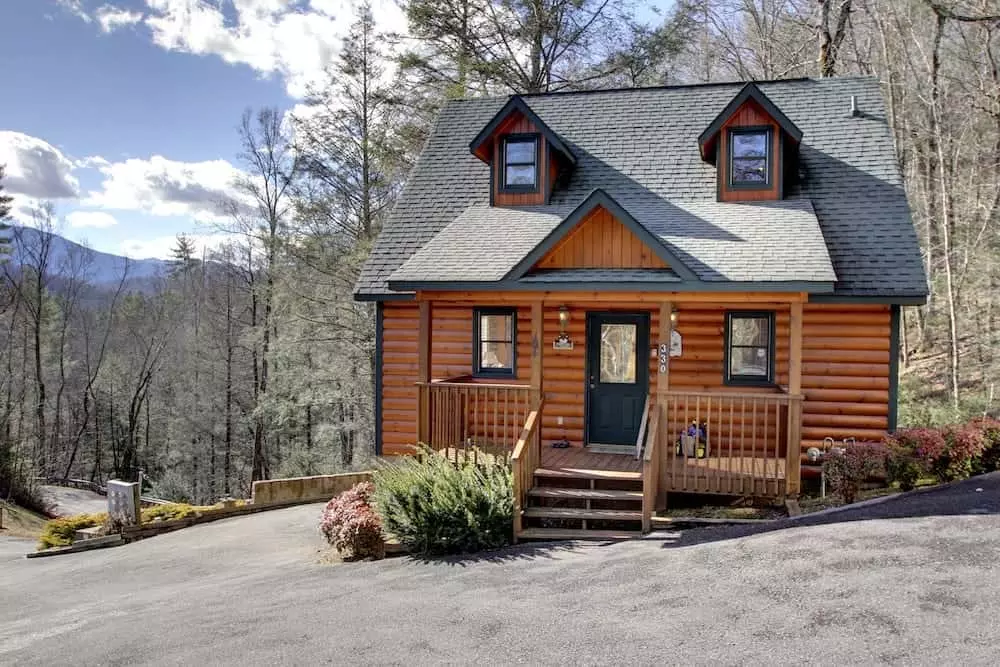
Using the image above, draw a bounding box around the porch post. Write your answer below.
[786,300,804,495]
[530,301,543,407]
[657,301,672,396]
[417,299,431,445]
[654,300,672,511]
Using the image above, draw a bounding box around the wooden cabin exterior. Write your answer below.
[357,78,927,540]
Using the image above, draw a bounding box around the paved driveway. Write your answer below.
[2,474,998,666]
[40,485,108,517]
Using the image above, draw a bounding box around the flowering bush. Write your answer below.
[320,482,385,560]
[822,441,887,504]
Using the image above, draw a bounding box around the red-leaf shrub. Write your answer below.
[972,418,1000,474]
[320,482,385,560]
[822,441,887,504]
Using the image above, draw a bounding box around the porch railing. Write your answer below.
[511,401,543,541]
[660,390,804,497]
[417,380,533,455]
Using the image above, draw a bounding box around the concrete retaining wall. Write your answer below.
[251,472,373,505]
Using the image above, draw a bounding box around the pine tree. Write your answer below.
[170,233,198,272]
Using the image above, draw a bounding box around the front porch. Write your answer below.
[412,292,806,539]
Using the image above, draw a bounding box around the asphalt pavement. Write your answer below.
[2,473,998,666]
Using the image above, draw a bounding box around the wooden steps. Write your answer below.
[534,467,642,482]
[523,507,642,521]
[517,528,640,541]
[527,487,643,501]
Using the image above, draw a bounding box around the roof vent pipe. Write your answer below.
[850,95,859,117]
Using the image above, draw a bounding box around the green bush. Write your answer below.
[885,445,923,491]
[372,447,513,555]
[38,513,109,550]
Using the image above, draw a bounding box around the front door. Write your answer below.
[586,313,650,446]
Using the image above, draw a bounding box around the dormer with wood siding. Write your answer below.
[698,83,803,203]
[469,96,576,207]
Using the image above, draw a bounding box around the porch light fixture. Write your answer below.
[558,305,570,333]
[670,306,679,324]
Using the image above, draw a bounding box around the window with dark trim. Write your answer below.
[500,135,539,192]
[728,127,771,188]
[473,308,516,377]
[724,311,775,386]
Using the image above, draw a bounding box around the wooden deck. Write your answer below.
[539,446,641,479]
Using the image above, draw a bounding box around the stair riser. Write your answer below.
[532,476,643,492]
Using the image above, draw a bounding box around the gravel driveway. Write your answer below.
[2,473,998,666]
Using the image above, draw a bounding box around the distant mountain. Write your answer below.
[6,226,172,286]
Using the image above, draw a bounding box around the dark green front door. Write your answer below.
[586,313,650,446]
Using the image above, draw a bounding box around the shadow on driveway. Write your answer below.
[652,471,1000,549]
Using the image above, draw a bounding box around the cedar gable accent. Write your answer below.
[533,205,669,270]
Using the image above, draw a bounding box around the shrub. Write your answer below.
[885,445,923,491]
[320,482,384,560]
[935,424,987,481]
[972,418,1000,475]
[140,503,209,523]
[372,447,513,555]
[38,513,109,550]
[822,442,887,504]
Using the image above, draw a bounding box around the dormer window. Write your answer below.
[698,83,802,202]
[729,128,771,187]
[501,135,539,192]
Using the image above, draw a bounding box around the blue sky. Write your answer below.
[0,0,664,259]
[0,0,404,258]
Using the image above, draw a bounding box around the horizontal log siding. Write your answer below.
[381,297,893,463]
[799,304,892,455]
[382,302,419,455]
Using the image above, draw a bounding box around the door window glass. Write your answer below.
[599,323,637,384]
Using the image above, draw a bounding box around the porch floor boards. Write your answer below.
[539,446,642,480]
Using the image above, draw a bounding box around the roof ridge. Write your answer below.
[446,75,879,105]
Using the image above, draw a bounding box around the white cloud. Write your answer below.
[64,0,408,98]
[66,210,119,229]
[97,5,144,33]
[0,131,80,200]
[120,232,231,260]
[84,155,249,223]
[56,0,93,23]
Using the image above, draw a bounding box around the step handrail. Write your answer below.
[511,399,543,542]
[641,403,662,533]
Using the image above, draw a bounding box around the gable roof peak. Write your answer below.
[468,95,576,165]
[697,82,804,160]
[505,188,699,282]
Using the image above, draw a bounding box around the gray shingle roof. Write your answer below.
[389,197,835,286]
[357,77,926,300]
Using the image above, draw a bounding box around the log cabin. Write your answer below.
[354,77,927,540]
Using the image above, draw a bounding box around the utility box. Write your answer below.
[107,480,141,527]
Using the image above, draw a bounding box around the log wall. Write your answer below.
[379,298,894,460]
